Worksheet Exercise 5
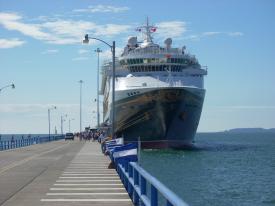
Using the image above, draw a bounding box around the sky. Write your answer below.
[0,0,275,134]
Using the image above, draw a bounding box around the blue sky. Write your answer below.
[0,0,275,134]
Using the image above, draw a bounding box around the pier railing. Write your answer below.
[0,135,64,151]
[117,161,189,206]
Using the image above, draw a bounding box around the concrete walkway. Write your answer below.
[0,141,133,206]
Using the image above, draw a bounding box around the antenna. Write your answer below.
[136,17,157,44]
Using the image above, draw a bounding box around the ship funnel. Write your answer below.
[164,38,172,49]
[128,36,138,48]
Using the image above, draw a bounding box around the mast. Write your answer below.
[136,17,156,44]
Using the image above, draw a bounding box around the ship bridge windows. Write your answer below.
[120,58,192,66]
[129,65,185,73]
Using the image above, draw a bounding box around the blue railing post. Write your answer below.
[151,185,158,206]
[166,200,173,206]
[133,167,140,205]
[140,175,147,206]
[128,162,133,198]
[125,162,129,191]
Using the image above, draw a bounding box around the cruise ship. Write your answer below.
[100,19,207,148]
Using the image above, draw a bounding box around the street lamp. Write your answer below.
[48,106,57,141]
[69,118,75,133]
[94,48,102,129]
[61,114,67,136]
[0,83,15,93]
[83,34,116,139]
[79,80,84,135]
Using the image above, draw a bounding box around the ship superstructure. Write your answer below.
[100,19,207,148]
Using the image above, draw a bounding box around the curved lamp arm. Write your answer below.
[0,84,15,92]
[83,34,113,50]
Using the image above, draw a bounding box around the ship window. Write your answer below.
[171,58,175,63]
[167,58,171,63]
[160,58,166,63]
[143,59,148,63]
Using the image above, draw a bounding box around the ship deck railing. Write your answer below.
[117,161,189,206]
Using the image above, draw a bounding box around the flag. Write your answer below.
[103,138,124,154]
[151,27,157,32]
[112,143,138,165]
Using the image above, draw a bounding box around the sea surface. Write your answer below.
[0,134,50,141]
[140,132,275,206]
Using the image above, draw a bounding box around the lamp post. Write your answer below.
[61,114,67,136]
[48,106,57,141]
[83,35,116,139]
[94,48,102,129]
[79,80,83,135]
[0,83,15,93]
[69,118,75,133]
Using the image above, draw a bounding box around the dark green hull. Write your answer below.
[114,88,205,149]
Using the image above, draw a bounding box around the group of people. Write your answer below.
[75,130,107,142]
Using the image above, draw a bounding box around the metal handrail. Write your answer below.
[117,161,189,206]
[0,135,64,151]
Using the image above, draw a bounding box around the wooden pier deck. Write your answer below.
[0,141,133,206]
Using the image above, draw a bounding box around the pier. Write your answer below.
[0,140,132,206]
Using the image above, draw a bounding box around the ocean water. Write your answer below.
[140,132,275,206]
[0,134,49,141]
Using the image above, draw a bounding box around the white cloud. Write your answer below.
[0,12,132,45]
[73,5,129,13]
[78,49,89,54]
[42,49,59,54]
[0,38,25,48]
[202,32,222,36]
[183,31,244,41]
[100,47,124,59]
[72,57,89,61]
[156,21,187,38]
[228,32,244,37]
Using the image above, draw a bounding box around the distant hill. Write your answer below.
[225,128,275,133]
